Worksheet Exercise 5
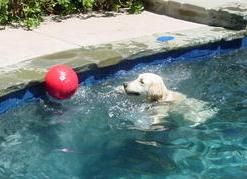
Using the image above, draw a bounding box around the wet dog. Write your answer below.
[122,73,217,127]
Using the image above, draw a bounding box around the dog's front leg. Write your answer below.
[149,104,170,125]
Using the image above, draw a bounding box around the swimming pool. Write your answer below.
[0,46,246,178]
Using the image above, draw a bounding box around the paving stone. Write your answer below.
[144,0,247,29]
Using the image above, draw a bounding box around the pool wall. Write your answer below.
[0,36,247,114]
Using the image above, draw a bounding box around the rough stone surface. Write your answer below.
[0,11,204,68]
[0,26,246,97]
[144,0,247,29]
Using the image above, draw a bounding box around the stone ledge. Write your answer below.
[144,0,247,29]
[0,11,205,68]
[0,26,246,98]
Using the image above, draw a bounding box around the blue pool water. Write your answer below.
[0,49,246,178]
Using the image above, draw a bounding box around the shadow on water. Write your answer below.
[78,134,176,178]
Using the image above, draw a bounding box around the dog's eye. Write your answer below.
[140,79,144,84]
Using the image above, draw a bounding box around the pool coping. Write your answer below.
[0,26,247,113]
[144,0,247,30]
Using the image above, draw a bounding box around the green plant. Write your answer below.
[112,3,121,12]
[128,0,144,14]
[82,0,95,11]
[0,0,9,24]
[56,0,77,14]
[22,17,41,29]
[94,0,114,11]
[22,1,42,29]
[0,0,144,29]
[40,0,56,14]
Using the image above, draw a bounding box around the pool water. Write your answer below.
[0,49,246,179]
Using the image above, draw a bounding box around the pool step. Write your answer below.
[144,0,247,30]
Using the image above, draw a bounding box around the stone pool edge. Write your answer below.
[0,26,247,113]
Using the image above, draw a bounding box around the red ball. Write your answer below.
[45,64,79,100]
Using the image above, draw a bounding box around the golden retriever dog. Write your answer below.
[121,73,217,127]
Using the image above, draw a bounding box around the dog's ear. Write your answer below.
[148,81,167,102]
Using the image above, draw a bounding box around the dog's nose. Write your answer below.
[123,82,128,89]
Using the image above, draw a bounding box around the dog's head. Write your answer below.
[123,73,168,102]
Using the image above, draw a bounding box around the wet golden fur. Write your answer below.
[123,73,217,127]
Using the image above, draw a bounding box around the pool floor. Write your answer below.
[0,49,246,178]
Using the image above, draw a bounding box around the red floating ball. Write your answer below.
[45,64,79,100]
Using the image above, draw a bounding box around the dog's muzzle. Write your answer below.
[123,82,140,96]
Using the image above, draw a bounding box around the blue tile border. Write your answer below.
[0,37,247,114]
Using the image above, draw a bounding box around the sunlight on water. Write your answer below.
[0,49,246,178]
